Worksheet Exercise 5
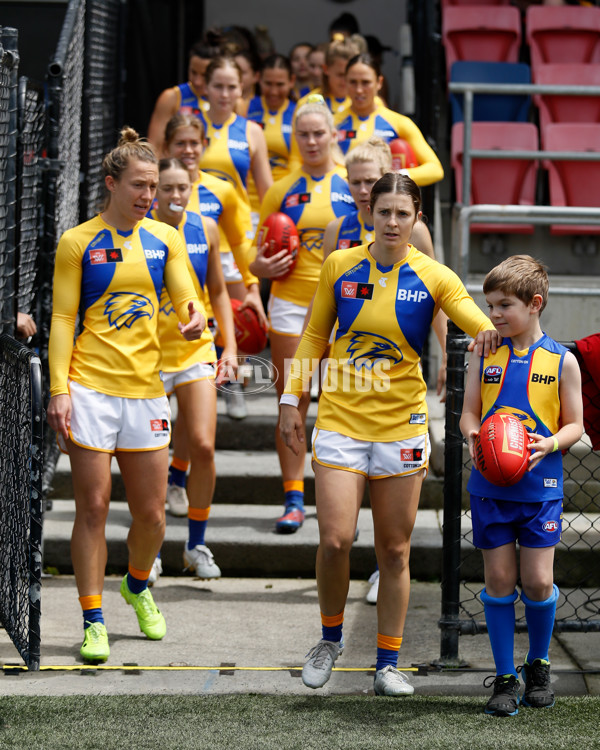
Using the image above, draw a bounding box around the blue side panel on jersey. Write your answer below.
[336,114,353,154]
[281,101,295,150]
[246,96,265,122]
[228,115,251,188]
[330,174,356,218]
[338,212,362,243]
[194,183,223,223]
[373,114,398,143]
[81,229,118,313]
[140,226,169,302]
[394,264,436,356]
[281,176,308,224]
[334,259,372,339]
[183,213,209,290]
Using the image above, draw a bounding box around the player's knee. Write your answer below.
[188,433,215,463]
[485,568,517,597]
[521,578,555,602]
[377,540,410,573]
[319,533,353,559]
[131,504,165,531]
[75,495,110,529]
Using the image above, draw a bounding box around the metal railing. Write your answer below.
[448,81,600,281]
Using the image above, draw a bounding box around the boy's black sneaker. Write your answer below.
[521,658,555,708]
[483,674,520,716]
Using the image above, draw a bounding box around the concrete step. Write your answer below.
[42,500,600,586]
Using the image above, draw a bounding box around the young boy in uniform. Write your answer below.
[460,255,583,716]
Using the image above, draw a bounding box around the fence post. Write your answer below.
[439,321,470,664]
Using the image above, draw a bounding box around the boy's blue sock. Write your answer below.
[481,588,519,677]
[521,584,559,663]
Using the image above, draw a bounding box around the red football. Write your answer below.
[230,298,268,355]
[474,412,530,487]
[257,212,299,281]
[389,138,419,171]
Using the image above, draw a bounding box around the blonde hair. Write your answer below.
[345,136,391,175]
[102,127,156,209]
[294,99,343,165]
[483,255,549,314]
[164,113,205,148]
[326,34,367,65]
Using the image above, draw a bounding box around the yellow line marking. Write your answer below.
[5,665,420,673]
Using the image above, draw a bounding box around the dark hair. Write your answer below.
[164,113,205,146]
[329,12,360,37]
[261,53,293,77]
[189,29,225,61]
[346,52,381,78]
[205,55,242,85]
[234,47,261,74]
[102,127,157,209]
[369,173,421,215]
[289,41,314,57]
[158,157,190,175]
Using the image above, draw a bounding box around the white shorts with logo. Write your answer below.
[312,428,430,479]
[220,250,243,283]
[161,362,216,395]
[268,295,309,336]
[65,380,171,453]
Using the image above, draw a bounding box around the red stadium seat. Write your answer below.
[451,122,539,233]
[442,6,521,74]
[534,64,600,139]
[526,6,600,75]
[544,123,600,235]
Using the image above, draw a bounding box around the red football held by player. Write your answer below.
[389,139,418,171]
[257,212,299,281]
[230,298,268,355]
[474,412,530,487]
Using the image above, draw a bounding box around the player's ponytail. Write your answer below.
[345,136,392,176]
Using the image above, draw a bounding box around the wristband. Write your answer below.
[279,393,300,408]
[552,436,559,453]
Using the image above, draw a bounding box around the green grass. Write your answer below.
[0,695,599,750]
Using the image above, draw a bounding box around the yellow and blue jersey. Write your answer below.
[334,105,444,186]
[246,95,296,211]
[334,211,375,249]
[175,82,209,116]
[150,209,216,372]
[255,166,355,306]
[284,244,492,441]
[467,335,567,502]
[49,215,204,399]
[198,112,252,204]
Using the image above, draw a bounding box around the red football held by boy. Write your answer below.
[257,212,299,281]
[389,139,418,171]
[474,412,530,487]
[230,298,268,355]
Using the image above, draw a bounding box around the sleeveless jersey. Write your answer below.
[255,166,355,306]
[49,215,204,399]
[175,82,209,116]
[467,335,567,502]
[246,95,296,211]
[151,209,216,372]
[334,211,375,249]
[284,244,492,441]
[334,105,444,186]
[198,112,252,204]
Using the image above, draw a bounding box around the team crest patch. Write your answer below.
[338,129,357,140]
[341,281,373,300]
[338,240,362,250]
[543,478,558,488]
[285,193,311,208]
[409,413,427,425]
[150,419,169,432]
[90,248,123,264]
[543,520,559,532]
[401,449,423,462]
[483,365,503,384]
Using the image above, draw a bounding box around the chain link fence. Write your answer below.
[440,323,600,663]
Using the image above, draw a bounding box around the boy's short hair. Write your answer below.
[483,255,549,313]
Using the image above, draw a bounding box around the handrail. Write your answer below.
[448,80,600,280]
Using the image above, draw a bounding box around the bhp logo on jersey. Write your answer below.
[341,281,374,300]
[484,365,503,384]
[543,520,559,533]
[150,419,169,432]
[90,248,123,264]
[531,373,556,385]
[397,289,428,303]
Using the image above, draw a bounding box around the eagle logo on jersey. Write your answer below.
[159,288,174,317]
[105,292,155,329]
[299,227,323,253]
[346,331,403,370]
[494,406,537,431]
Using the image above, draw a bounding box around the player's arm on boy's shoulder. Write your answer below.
[459,349,483,463]
[528,350,584,469]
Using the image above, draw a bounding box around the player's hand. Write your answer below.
[47,394,72,443]
[16,312,37,340]
[527,432,554,470]
[467,429,479,464]
[216,348,239,385]
[239,285,268,327]
[468,329,502,358]
[436,361,447,403]
[179,302,206,340]
[279,404,305,456]
[249,242,293,280]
